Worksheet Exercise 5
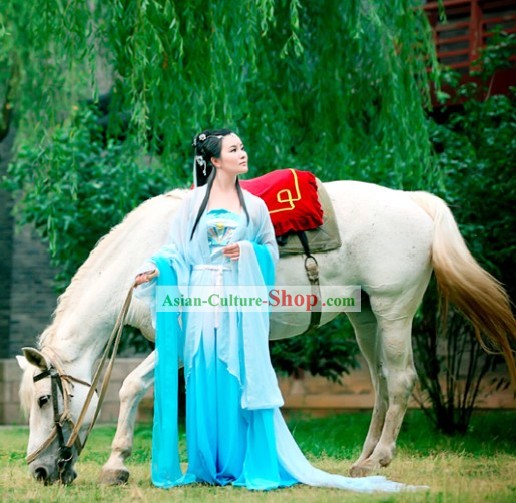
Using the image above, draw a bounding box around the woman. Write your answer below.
[134,129,425,492]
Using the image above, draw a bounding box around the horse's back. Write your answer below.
[323,180,434,293]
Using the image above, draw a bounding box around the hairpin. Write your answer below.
[195,155,207,176]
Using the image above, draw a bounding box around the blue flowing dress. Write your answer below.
[182,209,297,489]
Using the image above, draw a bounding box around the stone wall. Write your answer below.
[0,358,153,426]
[0,358,23,424]
[277,358,516,416]
[2,356,513,426]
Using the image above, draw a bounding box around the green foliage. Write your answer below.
[4,106,167,290]
[413,32,516,434]
[472,28,516,83]
[271,316,359,383]
[2,0,439,187]
[428,74,516,294]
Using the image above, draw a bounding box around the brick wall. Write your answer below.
[0,124,59,358]
[8,226,58,357]
[0,128,15,359]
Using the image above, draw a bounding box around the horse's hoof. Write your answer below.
[99,468,130,486]
[379,456,392,468]
[349,462,374,478]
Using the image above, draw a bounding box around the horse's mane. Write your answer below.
[38,189,186,347]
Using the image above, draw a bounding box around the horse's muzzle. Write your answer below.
[32,463,77,485]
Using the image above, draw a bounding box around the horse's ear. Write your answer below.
[21,348,49,371]
[16,355,29,371]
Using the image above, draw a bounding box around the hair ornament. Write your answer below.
[193,132,223,149]
[195,155,207,175]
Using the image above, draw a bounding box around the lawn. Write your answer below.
[1,410,515,502]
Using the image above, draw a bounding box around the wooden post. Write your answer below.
[469,0,483,71]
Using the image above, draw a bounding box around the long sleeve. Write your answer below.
[250,199,278,287]
[237,195,283,410]
[255,198,279,264]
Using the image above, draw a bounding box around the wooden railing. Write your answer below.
[424,0,516,72]
[424,0,516,103]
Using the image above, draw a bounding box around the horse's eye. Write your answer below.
[38,395,51,408]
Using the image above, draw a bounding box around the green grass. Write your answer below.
[1,410,515,502]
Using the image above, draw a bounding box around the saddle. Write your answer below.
[242,168,341,334]
[241,169,342,257]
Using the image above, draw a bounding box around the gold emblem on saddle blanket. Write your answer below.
[270,168,303,213]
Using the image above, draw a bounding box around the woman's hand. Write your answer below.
[222,242,240,261]
[134,269,159,287]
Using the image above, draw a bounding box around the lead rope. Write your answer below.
[65,282,136,453]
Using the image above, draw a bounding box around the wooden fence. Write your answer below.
[424,0,516,102]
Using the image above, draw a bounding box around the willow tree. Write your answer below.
[2,0,439,177]
[1,1,440,370]
[2,0,441,278]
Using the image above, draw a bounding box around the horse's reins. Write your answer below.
[26,274,154,476]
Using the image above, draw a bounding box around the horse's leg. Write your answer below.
[100,351,155,485]
[346,302,389,477]
[350,315,416,476]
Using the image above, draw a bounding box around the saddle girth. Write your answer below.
[296,231,322,335]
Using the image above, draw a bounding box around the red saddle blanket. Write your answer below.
[241,169,323,236]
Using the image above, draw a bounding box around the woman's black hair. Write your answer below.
[190,129,250,240]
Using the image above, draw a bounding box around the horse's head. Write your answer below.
[17,347,99,485]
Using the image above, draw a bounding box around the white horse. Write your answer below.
[17,180,516,485]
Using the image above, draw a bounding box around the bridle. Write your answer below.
[28,352,91,477]
[25,285,135,480]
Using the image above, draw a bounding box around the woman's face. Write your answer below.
[212,134,248,176]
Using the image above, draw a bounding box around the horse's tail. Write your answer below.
[410,191,516,391]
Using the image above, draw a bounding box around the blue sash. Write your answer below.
[150,256,183,487]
